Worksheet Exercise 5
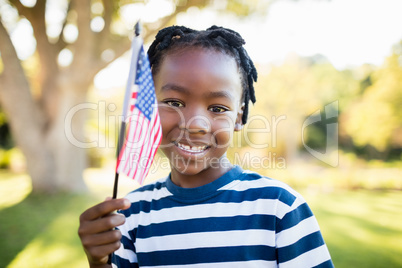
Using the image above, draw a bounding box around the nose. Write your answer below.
[180,113,211,134]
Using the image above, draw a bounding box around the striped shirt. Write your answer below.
[112,166,334,267]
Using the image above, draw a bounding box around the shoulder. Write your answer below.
[222,168,306,208]
[117,176,172,221]
[123,176,172,206]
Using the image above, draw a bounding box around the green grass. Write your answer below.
[0,171,97,267]
[1,170,402,267]
[304,190,402,268]
[1,194,94,267]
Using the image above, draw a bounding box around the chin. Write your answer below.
[171,162,208,176]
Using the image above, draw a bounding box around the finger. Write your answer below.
[86,241,122,264]
[81,229,122,248]
[80,198,130,222]
[79,213,126,236]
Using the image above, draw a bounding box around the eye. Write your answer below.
[165,100,184,108]
[209,106,228,113]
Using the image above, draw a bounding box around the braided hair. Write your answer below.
[148,25,258,124]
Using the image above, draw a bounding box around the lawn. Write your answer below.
[302,189,402,267]
[0,169,401,267]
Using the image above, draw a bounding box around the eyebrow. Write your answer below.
[161,83,235,101]
[161,84,190,95]
[206,90,235,102]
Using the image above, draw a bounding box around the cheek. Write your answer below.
[160,114,172,137]
[158,107,180,139]
[212,115,236,144]
[214,113,237,129]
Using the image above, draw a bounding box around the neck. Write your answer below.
[170,156,233,188]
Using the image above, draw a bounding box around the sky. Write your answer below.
[176,0,402,69]
[2,0,402,89]
[96,0,402,89]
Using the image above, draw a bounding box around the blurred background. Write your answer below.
[0,0,401,267]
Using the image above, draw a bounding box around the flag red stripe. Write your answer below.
[123,111,143,176]
[142,108,161,175]
[137,109,161,183]
[141,111,158,173]
[134,115,153,181]
[126,113,146,179]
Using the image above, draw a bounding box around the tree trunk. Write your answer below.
[0,74,90,193]
[44,78,89,192]
[0,18,89,193]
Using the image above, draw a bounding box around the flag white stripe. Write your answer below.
[122,109,141,175]
[140,110,161,183]
[126,112,146,177]
[137,118,153,181]
[132,115,149,181]
[138,106,161,183]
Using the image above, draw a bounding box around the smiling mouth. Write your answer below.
[174,142,210,153]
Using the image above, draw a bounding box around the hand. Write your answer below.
[78,198,131,267]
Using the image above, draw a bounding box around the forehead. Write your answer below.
[154,47,242,100]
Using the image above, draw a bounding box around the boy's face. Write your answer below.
[154,47,244,179]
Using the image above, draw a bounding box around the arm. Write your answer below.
[78,198,131,268]
[276,196,334,267]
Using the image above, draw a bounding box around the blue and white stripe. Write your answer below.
[112,166,333,267]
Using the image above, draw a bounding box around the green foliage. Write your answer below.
[303,121,327,151]
[225,0,272,17]
[249,50,401,159]
[0,109,13,150]
[0,149,12,168]
[343,50,402,154]
[250,55,359,157]
[0,148,24,169]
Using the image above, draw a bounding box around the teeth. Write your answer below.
[177,143,207,153]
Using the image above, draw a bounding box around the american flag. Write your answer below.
[116,47,162,185]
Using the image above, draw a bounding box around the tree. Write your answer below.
[250,54,359,161]
[342,46,402,157]
[0,0,214,193]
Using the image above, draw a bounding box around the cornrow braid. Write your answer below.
[148,25,258,124]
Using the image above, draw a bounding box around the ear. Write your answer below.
[234,103,245,132]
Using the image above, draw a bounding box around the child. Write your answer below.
[78,25,334,268]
